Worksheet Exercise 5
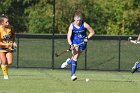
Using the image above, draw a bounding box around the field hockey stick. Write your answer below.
[55,41,85,57]
[128,37,140,44]
[5,43,17,52]
[6,46,17,52]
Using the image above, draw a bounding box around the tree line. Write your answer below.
[0,0,140,35]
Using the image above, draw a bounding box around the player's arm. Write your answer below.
[84,22,95,39]
[67,24,75,50]
[67,24,73,45]
[0,41,13,48]
[0,42,8,46]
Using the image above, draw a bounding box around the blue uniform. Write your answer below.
[71,21,87,51]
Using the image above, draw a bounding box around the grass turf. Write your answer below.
[0,68,139,93]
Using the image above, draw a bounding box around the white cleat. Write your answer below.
[131,62,139,73]
[61,58,70,68]
[71,75,77,81]
[4,76,9,79]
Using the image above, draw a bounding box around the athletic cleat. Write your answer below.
[71,75,77,81]
[131,62,139,73]
[4,76,8,79]
[61,58,70,68]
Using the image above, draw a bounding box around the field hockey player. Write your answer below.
[61,10,95,81]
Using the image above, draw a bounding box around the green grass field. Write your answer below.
[7,38,140,93]
[0,68,139,93]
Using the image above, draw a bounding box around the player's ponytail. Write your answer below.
[74,9,82,16]
[74,9,82,20]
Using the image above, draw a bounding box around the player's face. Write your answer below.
[74,16,82,26]
[74,19,82,26]
[2,18,9,27]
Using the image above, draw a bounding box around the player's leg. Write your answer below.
[70,43,86,81]
[0,59,1,64]
[131,61,140,73]
[70,47,81,81]
[61,51,79,68]
[0,52,8,79]
[70,59,78,81]
[61,55,77,69]
[5,52,13,79]
[71,43,87,80]
[6,52,13,65]
[61,46,77,68]
[61,58,71,68]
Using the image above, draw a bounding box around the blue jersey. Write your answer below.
[71,21,86,43]
[71,21,87,51]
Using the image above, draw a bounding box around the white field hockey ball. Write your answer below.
[86,78,89,82]
[129,37,132,40]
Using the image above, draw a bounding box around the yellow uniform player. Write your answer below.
[0,14,17,79]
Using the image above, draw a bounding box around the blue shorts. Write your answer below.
[72,39,87,51]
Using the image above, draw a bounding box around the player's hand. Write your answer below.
[84,37,88,42]
[13,42,17,51]
[5,42,13,49]
[69,44,74,51]
[13,42,17,48]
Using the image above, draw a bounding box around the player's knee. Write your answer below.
[8,61,12,65]
[71,58,77,61]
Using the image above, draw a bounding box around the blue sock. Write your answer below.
[71,60,77,76]
[136,63,140,68]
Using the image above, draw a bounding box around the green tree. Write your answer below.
[0,0,29,33]
[0,0,140,35]
[24,0,53,33]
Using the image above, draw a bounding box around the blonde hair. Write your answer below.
[0,14,8,25]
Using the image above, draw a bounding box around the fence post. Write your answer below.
[118,37,121,71]
[16,38,19,68]
[52,0,56,69]
[85,48,87,70]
